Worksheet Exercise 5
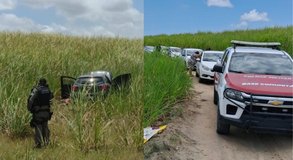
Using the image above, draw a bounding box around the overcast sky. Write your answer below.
[145,0,292,35]
[0,0,143,38]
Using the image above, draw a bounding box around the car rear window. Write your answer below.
[229,52,293,75]
[76,77,104,85]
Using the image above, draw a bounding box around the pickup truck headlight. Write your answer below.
[224,88,244,102]
[202,65,210,71]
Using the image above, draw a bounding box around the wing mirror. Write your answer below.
[212,64,223,73]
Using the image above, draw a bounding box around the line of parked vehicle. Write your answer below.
[144,45,224,82]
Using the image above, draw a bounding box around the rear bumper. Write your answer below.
[222,113,293,134]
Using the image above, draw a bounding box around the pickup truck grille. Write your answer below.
[245,105,292,114]
[243,95,293,115]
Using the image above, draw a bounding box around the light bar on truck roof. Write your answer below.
[231,40,281,50]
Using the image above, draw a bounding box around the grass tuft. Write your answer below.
[144,52,191,127]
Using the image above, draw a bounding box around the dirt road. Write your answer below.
[145,77,292,160]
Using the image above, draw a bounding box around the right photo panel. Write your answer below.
[144,0,293,159]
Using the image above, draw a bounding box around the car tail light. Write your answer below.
[99,84,109,91]
[71,85,78,91]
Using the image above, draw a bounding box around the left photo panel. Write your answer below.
[0,0,144,159]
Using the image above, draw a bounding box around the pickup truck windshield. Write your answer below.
[229,52,293,75]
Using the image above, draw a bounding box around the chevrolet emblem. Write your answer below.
[268,100,283,106]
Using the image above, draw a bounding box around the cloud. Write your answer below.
[0,13,118,37]
[0,13,70,33]
[18,0,143,38]
[207,0,233,8]
[240,9,269,22]
[233,9,269,29]
[0,13,42,32]
[20,0,137,21]
[0,0,16,10]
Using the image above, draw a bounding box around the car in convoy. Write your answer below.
[60,71,131,100]
[213,40,293,134]
[181,48,203,69]
[157,45,169,54]
[144,46,155,53]
[196,50,223,82]
[168,47,182,57]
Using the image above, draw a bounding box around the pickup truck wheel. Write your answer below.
[216,107,230,135]
[213,88,218,105]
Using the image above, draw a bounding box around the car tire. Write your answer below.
[213,88,218,105]
[216,106,230,135]
[199,77,203,83]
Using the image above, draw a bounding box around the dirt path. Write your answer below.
[145,77,292,160]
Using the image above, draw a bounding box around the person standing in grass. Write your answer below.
[188,51,200,76]
[27,78,53,148]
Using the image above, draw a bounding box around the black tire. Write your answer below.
[213,88,218,105]
[216,106,230,135]
[199,77,203,83]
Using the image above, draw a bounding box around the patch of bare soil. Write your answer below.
[144,77,292,160]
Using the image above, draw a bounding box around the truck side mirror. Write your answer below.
[212,64,223,73]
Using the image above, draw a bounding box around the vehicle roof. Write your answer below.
[169,46,181,49]
[78,71,111,78]
[230,46,286,55]
[203,50,224,54]
[183,48,203,51]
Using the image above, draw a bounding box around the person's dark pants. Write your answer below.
[34,121,50,147]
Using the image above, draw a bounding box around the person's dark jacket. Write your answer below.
[27,85,53,123]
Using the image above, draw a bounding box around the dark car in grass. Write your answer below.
[61,71,131,100]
